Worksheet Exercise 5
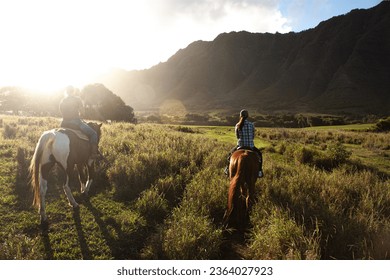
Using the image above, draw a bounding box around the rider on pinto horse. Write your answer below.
[224,109,263,178]
[59,85,99,160]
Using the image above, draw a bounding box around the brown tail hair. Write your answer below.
[224,150,258,229]
[29,132,52,207]
[224,153,246,227]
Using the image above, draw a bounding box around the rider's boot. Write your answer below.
[90,143,99,160]
[258,160,263,178]
[224,154,231,176]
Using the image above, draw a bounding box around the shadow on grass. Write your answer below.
[82,198,144,259]
[40,225,54,260]
[15,147,34,210]
[72,208,92,260]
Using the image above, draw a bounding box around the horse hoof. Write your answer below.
[82,192,90,200]
[40,219,49,229]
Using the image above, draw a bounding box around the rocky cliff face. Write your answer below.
[99,2,390,114]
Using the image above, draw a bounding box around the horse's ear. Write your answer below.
[99,123,102,127]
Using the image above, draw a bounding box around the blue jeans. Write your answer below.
[61,118,98,144]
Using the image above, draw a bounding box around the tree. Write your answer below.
[374,116,390,132]
[0,87,26,114]
[81,84,136,123]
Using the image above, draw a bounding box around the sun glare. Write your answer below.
[0,61,103,93]
[1,0,293,94]
[0,1,175,93]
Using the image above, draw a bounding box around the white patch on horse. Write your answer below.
[51,130,70,170]
[39,174,48,222]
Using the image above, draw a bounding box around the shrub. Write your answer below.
[162,205,222,259]
[181,167,227,220]
[374,117,390,132]
[135,187,169,223]
[248,207,320,259]
[3,124,17,139]
[153,175,187,207]
[327,141,351,164]
[294,146,316,165]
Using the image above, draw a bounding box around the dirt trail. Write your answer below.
[220,232,249,259]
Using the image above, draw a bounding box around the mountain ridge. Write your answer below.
[98,2,390,115]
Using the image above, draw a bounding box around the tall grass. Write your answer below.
[0,115,389,259]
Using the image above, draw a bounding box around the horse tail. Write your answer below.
[29,131,54,208]
[224,153,246,226]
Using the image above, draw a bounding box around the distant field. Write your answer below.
[214,123,388,174]
[0,115,389,260]
[304,123,375,131]
[182,125,271,148]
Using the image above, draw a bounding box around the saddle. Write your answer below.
[57,128,89,142]
[236,146,253,151]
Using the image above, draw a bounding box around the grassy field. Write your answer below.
[0,115,389,259]
[304,123,376,131]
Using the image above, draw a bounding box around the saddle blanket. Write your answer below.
[57,128,89,141]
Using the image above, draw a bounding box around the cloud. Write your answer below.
[155,0,291,33]
[140,0,291,66]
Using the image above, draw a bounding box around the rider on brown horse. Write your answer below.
[225,109,263,178]
[59,85,99,160]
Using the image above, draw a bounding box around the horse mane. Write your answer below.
[87,122,102,140]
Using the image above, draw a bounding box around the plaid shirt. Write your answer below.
[235,120,255,148]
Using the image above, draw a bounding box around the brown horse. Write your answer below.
[223,149,259,230]
[29,122,102,224]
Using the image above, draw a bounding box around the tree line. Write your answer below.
[0,83,136,123]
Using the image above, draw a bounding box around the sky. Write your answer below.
[0,0,381,92]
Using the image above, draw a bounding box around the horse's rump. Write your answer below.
[229,149,258,178]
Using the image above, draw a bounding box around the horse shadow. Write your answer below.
[220,212,253,260]
[72,208,92,259]
[40,226,54,259]
[38,197,115,260]
[81,198,140,259]
[15,147,35,210]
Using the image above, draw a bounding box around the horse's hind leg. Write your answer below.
[63,167,79,208]
[39,175,48,223]
[76,164,87,194]
[83,163,95,195]
[39,162,55,224]
[78,163,94,195]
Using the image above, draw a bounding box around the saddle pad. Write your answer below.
[57,128,89,141]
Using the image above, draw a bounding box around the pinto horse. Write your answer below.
[223,149,259,230]
[29,122,102,223]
